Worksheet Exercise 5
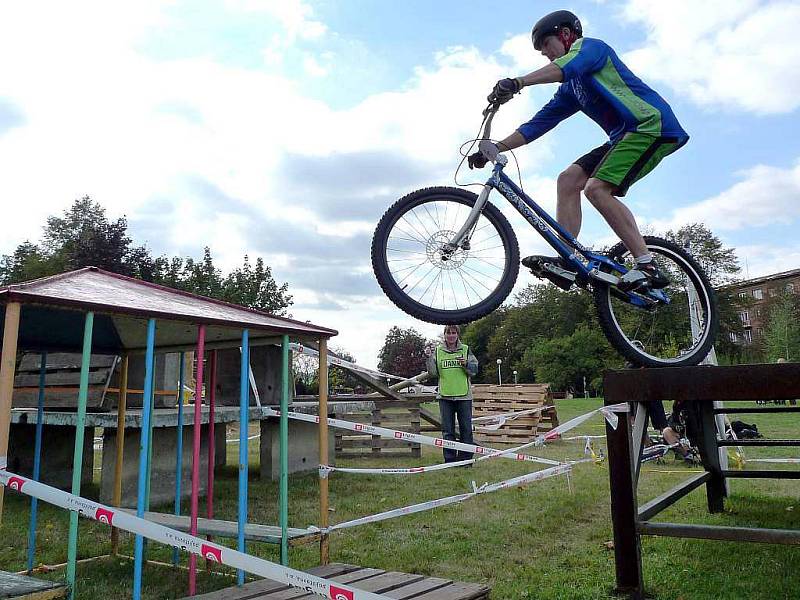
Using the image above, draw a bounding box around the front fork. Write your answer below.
[443,183,492,255]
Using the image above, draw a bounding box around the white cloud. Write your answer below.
[0,3,563,367]
[652,158,800,232]
[736,243,800,278]
[622,0,800,114]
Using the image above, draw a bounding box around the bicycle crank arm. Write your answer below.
[588,268,620,285]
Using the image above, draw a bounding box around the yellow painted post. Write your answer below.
[110,355,129,554]
[0,302,22,522]
[318,338,330,565]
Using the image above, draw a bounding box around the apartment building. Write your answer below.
[725,268,800,345]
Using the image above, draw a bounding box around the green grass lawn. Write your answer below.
[2,399,800,599]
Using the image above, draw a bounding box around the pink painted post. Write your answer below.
[205,350,217,556]
[188,325,206,596]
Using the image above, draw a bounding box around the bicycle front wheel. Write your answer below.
[593,236,719,367]
[371,186,519,324]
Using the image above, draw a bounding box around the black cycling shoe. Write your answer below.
[618,262,670,292]
[522,255,576,291]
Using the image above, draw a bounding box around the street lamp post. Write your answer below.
[496,358,502,386]
[513,370,518,384]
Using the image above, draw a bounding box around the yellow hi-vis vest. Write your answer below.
[436,345,470,397]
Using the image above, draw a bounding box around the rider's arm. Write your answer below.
[516,62,564,87]
[497,84,579,151]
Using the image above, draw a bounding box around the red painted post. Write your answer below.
[188,326,206,596]
[206,350,217,562]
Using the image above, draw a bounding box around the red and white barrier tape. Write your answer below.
[473,405,554,431]
[264,408,560,467]
[294,403,628,477]
[0,467,387,600]
[312,462,573,533]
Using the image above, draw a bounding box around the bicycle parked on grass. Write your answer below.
[371,103,719,368]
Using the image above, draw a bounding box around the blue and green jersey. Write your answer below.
[517,38,688,144]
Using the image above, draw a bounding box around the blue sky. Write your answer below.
[1,1,799,367]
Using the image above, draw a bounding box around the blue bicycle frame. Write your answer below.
[449,158,667,309]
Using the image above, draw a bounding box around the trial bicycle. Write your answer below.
[371,104,719,368]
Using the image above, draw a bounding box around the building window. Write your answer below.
[787,283,795,294]
[769,288,777,297]
[756,308,762,318]
[740,311,750,324]
[753,288,763,300]
[739,291,748,299]
[729,332,738,343]
[743,330,752,344]
[756,328,763,338]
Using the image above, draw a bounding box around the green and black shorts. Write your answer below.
[574,133,687,197]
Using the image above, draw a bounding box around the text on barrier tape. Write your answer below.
[0,469,388,600]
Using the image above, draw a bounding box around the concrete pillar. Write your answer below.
[118,353,180,408]
[99,424,210,508]
[8,424,93,489]
[216,346,286,406]
[260,417,335,481]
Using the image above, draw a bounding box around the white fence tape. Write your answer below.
[290,344,402,381]
[313,463,573,533]
[0,469,388,600]
[473,406,554,431]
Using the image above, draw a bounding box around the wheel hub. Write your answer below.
[427,231,467,270]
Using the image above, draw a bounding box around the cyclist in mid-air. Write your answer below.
[469,10,689,292]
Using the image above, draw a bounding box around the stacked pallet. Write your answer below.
[472,383,559,445]
[334,399,422,459]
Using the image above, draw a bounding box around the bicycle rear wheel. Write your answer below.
[593,236,719,367]
[371,186,519,324]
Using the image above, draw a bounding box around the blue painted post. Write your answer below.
[237,330,250,585]
[172,352,186,566]
[26,352,47,573]
[280,335,289,565]
[66,313,94,599]
[133,319,157,600]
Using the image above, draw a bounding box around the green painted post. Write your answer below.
[280,335,289,565]
[66,312,94,599]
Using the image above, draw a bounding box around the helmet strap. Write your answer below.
[558,29,578,52]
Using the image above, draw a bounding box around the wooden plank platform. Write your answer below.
[184,563,490,600]
[0,571,66,600]
[121,511,320,546]
[472,384,558,446]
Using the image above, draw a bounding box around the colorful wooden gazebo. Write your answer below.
[0,267,337,599]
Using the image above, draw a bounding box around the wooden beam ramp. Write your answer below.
[0,570,66,600]
[184,563,490,600]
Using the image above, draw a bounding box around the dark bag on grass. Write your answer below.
[731,420,762,439]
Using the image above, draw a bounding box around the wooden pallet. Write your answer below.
[472,383,558,446]
[334,400,422,459]
[12,352,117,409]
[0,570,66,600]
[185,563,490,600]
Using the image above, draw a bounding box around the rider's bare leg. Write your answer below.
[583,177,648,258]
[556,164,588,238]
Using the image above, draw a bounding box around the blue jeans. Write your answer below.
[439,398,474,462]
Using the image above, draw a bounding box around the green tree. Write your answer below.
[527,326,622,394]
[42,196,135,274]
[0,241,52,285]
[763,293,800,362]
[377,326,430,379]
[221,255,292,314]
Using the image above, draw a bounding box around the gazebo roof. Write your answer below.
[0,267,337,353]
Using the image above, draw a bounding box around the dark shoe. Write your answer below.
[618,262,669,292]
[522,255,576,291]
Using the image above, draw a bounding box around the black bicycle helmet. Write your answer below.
[531,10,583,50]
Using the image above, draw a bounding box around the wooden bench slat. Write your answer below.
[122,511,318,545]
[0,570,67,600]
